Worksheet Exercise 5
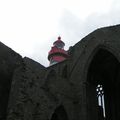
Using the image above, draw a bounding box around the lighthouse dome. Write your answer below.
[53,36,65,49]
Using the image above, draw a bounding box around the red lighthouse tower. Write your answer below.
[48,36,69,66]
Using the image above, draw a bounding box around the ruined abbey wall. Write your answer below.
[0,25,120,120]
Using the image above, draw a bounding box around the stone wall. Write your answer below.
[1,24,120,120]
[0,42,22,119]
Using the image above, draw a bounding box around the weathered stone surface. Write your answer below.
[0,42,22,119]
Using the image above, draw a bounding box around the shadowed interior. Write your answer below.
[87,49,120,120]
[51,106,68,120]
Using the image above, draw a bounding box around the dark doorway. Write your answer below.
[51,106,68,120]
[87,49,120,120]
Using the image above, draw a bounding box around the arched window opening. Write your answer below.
[87,48,120,120]
[50,106,68,120]
[96,84,105,117]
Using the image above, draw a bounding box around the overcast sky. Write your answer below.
[0,0,120,67]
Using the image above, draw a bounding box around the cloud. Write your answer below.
[59,1,120,50]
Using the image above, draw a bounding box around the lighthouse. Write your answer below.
[48,36,69,66]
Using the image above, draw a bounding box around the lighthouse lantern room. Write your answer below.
[48,36,69,66]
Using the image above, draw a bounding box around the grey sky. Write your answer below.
[0,0,120,67]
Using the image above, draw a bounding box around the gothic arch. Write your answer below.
[85,47,120,120]
[84,45,120,82]
[50,105,69,120]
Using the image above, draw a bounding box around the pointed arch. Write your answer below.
[50,105,69,120]
[86,47,120,120]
